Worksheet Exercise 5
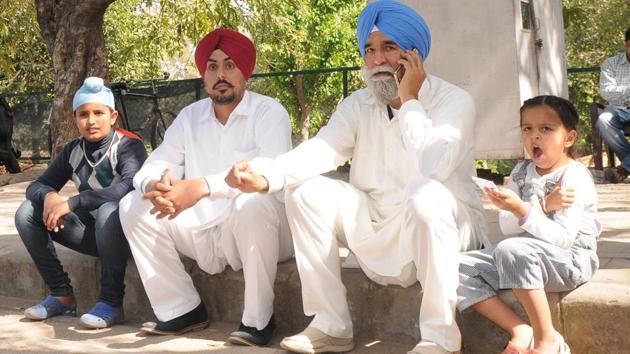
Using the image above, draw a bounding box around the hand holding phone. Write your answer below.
[394,63,405,86]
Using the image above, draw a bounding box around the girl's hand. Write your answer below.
[544,185,575,212]
[485,187,529,219]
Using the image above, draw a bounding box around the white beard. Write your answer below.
[362,65,398,105]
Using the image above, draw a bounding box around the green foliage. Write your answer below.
[476,159,517,176]
[247,0,364,136]
[563,0,630,156]
[104,0,246,82]
[0,0,52,92]
[1,0,365,141]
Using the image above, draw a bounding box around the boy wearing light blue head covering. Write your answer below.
[16,76,147,330]
[72,76,116,112]
[225,2,486,354]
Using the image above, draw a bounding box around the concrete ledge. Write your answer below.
[2,235,630,353]
[2,180,630,353]
[561,269,630,354]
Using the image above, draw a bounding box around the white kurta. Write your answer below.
[253,75,487,351]
[133,90,292,229]
[120,91,294,329]
[257,75,488,276]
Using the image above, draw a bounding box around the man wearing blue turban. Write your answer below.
[225,1,487,353]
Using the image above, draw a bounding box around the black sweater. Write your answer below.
[26,129,147,211]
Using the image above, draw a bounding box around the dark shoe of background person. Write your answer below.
[141,302,208,335]
[228,315,276,347]
[609,166,630,183]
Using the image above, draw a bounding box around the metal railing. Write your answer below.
[0,65,605,162]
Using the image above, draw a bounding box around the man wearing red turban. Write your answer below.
[119,28,294,347]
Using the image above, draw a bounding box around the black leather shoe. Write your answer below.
[227,315,276,346]
[141,302,209,335]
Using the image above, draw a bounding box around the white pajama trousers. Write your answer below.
[284,176,479,352]
[119,190,293,330]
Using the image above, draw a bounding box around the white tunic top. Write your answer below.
[133,90,292,229]
[255,75,488,276]
[499,160,601,250]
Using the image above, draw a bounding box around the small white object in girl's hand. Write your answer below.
[472,177,498,191]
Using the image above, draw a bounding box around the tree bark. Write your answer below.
[35,0,115,155]
[294,74,311,141]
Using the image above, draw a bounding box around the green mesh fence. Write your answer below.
[1,67,365,161]
[1,92,53,161]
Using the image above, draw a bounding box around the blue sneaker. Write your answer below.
[24,295,77,320]
[79,302,124,329]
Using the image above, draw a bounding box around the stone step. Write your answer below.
[2,180,630,353]
[2,235,630,353]
[0,295,411,353]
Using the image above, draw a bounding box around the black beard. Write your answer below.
[210,92,237,105]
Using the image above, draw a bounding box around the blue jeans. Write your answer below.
[14,199,130,307]
[596,106,630,172]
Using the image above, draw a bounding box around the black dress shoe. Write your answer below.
[227,315,276,346]
[141,302,209,335]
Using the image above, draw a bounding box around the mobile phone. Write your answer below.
[394,64,405,85]
[471,177,498,191]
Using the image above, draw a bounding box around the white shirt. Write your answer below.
[133,90,292,229]
[599,52,630,107]
[498,161,601,250]
[255,74,488,245]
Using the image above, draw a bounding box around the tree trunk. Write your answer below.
[294,75,311,141]
[35,0,115,156]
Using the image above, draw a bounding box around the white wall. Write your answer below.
[532,0,569,98]
[380,0,568,159]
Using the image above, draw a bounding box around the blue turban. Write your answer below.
[72,77,115,111]
[357,0,431,60]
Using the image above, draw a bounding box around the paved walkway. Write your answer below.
[0,178,629,353]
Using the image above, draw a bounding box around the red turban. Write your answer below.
[194,28,256,80]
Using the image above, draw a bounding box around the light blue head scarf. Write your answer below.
[72,77,115,111]
[357,0,431,60]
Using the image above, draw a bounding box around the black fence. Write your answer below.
[1,66,364,161]
[0,65,601,162]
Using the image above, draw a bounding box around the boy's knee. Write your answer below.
[97,201,119,218]
[95,201,122,231]
[15,200,40,232]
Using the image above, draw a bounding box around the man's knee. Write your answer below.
[407,177,455,222]
[233,193,276,224]
[118,190,151,236]
[596,111,615,129]
[285,177,334,213]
